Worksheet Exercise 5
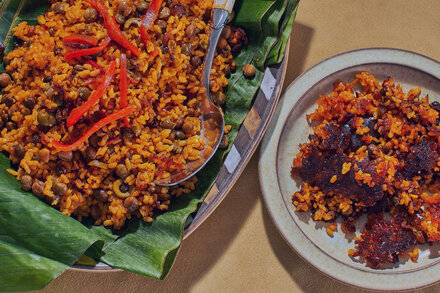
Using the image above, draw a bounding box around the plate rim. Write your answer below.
[258,47,440,291]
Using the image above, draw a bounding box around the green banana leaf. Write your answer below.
[267,0,299,65]
[0,155,103,291]
[0,0,299,291]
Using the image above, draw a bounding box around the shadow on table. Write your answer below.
[283,22,314,91]
[261,200,440,293]
[162,157,260,291]
[261,204,367,293]
[39,158,259,293]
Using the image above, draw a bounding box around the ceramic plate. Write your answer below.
[259,48,440,291]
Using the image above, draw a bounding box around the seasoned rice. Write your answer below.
[291,72,440,268]
[0,0,246,229]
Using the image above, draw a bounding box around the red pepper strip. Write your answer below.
[87,60,104,72]
[140,0,163,49]
[67,60,117,127]
[53,107,135,152]
[65,36,111,60]
[85,0,140,57]
[119,53,129,127]
[63,34,99,46]
[150,46,160,58]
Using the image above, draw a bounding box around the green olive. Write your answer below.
[112,179,132,198]
[124,18,141,30]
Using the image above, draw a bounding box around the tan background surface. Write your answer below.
[36,0,440,292]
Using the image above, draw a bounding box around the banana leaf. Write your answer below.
[0,0,299,291]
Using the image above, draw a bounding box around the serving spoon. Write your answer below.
[154,0,236,186]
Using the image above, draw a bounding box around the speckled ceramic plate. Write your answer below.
[259,48,440,291]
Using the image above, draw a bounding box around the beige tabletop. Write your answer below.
[37,1,440,292]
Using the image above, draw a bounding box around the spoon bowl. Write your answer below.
[154,6,233,186]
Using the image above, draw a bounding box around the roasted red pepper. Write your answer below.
[65,36,111,60]
[53,106,135,151]
[140,0,163,50]
[85,0,140,57]
[119,53,129,127]
[63,34,99,46]
[86,60,104,72]
[67,60,117,127]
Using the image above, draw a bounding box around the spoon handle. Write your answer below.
[202,2,235,91]
[213,0,236,13]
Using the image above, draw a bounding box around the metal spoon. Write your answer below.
[155,1,236,186]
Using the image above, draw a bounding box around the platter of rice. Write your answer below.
[259,48,440,291]
[0,0,297,290]
[1,0,247,230]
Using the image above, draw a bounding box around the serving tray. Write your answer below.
[73,39,290,271]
